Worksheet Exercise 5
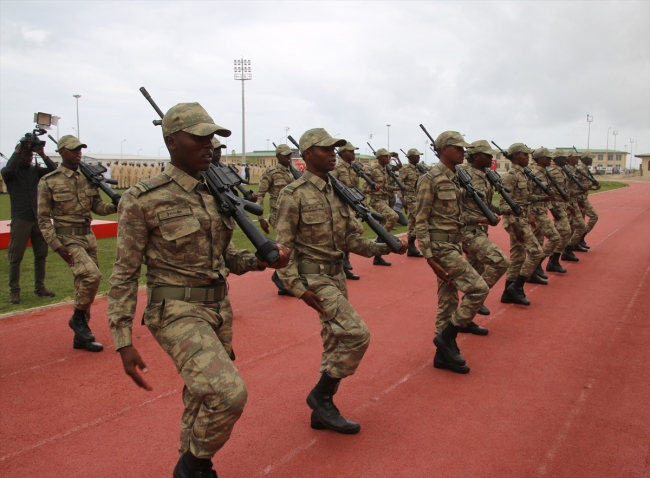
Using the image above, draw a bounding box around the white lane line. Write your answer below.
[0,389,177,462]
[537,264,650,476]
[592,205,649,249]
[0,358,66,379]
[256,439,318,477]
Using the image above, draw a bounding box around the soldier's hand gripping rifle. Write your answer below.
[47,134,121,205]
[572,146,600,187]
[545,170,569,201]
[288,136,402,252]
[140,86,279,265]
[400,148,428,174]
[484,168,522,215]
[456,166,499,226]
[491,141,554,196]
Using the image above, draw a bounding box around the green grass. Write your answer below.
[0,185,406,314]
[589,181,628,194]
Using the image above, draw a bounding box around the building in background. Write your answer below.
[636,153,650,180]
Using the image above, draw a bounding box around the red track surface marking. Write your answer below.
[1,183,649,478]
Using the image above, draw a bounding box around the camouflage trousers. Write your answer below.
[568,199,586,246]
[463,227,509,289]
[579,196,599,235]
[59,234,101,311]
[549,203,572,253]
[145,295,247,459]
[369,196,398,232]
[530,205,561,257]
[504,218,544,281]
[405,195,417,238]
[301,272,370,379]
[432,242,489,334]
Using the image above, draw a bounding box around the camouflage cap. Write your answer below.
[56,135,87,151]
[507,143,534,156]
[298,128,346,154]
[566,149,580,158]
[434,131,471,149]
[532,147,553,160]
[211,138,226,149]
[581,151,593,159]
[338,141,359,152]
[407,148,423,156]
[276,143,293,156]
[467,140,498,157]
[553,149,568,159]
[375,148,390,158]
[162,102,231,138]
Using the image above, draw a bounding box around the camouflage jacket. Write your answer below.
[107,163,262,350]
[527,164,552,205]
[460,163,499,226]
[499,164,531,228]
[37,166,117,251]
[548,164,569,209]
[330,160,360,189]
[565,164,583,199]
[275,170,387,298]
[400,163,421,199]
[576,163,593,195]
[256,164,294,214]
[365,163,400,200]
[414,162,464,259]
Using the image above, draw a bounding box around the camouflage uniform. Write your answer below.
[499,149,544,282]
[330,152,360,189]
[275,132,388,379]
[528,150,561,257]
[565,156,587,246]
[548,153,572,253]
[108,104,259,461]
[577,160,599,235]
[256,144,294,228]
[415,153,490,335]
[461,142,509,293]
[365,148,400,232]
[400,149,424,239]
[37,139,117,312]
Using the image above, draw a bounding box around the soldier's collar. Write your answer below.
[512,164,524,171]
[469,166,486,177]
[60,165,78,177]
[303,170,329,191]
[165,163,201,192]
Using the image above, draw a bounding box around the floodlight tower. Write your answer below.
[73,95,81,140]
[234,59,252,166]
[586,114,593,150]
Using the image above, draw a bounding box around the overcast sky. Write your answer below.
[1,1,648,165]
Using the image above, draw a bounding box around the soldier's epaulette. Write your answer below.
[42,168,62,180]
[131,174,172,198]
[281,177,307,195]
[429,166,444,178]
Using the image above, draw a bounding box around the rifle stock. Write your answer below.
[484,168,521,215]
[546,170,569,202]
[456,166,498,225]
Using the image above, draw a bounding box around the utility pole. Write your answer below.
[386,124,391,151]
[586,114,593,150]
[73,95,81,140]
[234,59,252,166]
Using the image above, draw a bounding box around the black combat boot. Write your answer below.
[433,323,466,366]
[573,243,589,252]
[344,268,360,280]
[73,337,103,352]
[306,373,360,434]
[272,271,294,296]
[534,260,548,280]
[433,348,470,374]
[457,322,489,336]
[407,236,424,257]
[343,253,353,271]
[526,274,548,285]
[68,308,94,342]
[506,275,531,306]
[500,280,514,303]
[579,233,590,249]
[373,256,391,266]
[173,451,217,478]
[546,253,567,273]
[562,246,579,262]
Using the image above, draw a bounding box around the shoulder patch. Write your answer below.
[42,169,62,180]
[131,174,172,198]
[281,177,307,195]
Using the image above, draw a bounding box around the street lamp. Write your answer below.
[121,139,126,160]
[234,58,252,166]
[138,148,142,156]
[606,126,611,153]
[267,139,270,150]
[630,138,635,169]
[284,126,290,144]
[612,130,618,151]
[387,124,391,151]
[158,146,165,157]
[586,114,593,150]
[73,95,81,140]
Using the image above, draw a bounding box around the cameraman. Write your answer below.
[1,135,57,304]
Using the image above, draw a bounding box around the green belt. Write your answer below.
[464,225,485,233]
[147,285,227,304]
[430,233,462,243]
[297,262,343,275]
[56,226,91,235]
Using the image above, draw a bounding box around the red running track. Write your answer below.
[1,182,649,478]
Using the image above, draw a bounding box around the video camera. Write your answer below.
[20,112,57,152]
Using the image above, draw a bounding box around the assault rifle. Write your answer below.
[350,162,378,189]
[484,168,522,215]
[491,141,554,196]
[562,165,587,192]
[419,124,437,154]
[139,87,279,265]
[400,148,428,174]
[573,146,600,187]
[456,166,499,226]
[47,134,121,205]
[545,170,569,202]
[287,136,402,252]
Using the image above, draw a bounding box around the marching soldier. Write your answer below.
[256,143,296,296]
[275,128,406,433]
[546,150,575,273]
[415,131,489,374]
[563,151,587,261]
[499,144,544,306]
[107,103,289,478]
[527,148,560,284]
[460,141,509,324]
[366,148,401,266]
[400,148,425,258]
[577,152,600,248]
[37,135,117,352]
